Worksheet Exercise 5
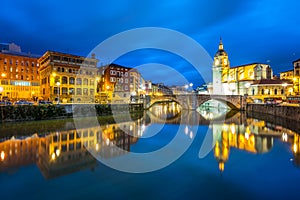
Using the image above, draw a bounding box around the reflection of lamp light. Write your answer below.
[293,143,298,153]
[51,152,56,160]
[95,143,100,151]
[282,133,288,142]
[55,149,61,157]
[0,151,5,161]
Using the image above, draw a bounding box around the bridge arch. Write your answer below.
[145,94,246,110]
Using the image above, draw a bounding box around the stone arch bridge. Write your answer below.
[145,94,247,110]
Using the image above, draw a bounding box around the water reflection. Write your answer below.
[0,119,144,179]
[0,102,300,179]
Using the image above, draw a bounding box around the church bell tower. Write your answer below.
[212,38,230,94]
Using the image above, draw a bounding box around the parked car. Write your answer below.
[38,100,53,105]
[0,100,12,106]
[14,100,34,105]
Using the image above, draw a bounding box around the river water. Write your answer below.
[0,102,300,200]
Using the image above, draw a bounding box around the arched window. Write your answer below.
[83,78,88,85]
[76,78,82,85]
[274,89,277,95]
[69,77,75,85]
[62,76,68,84]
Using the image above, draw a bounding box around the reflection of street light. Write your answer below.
[56,82,60,104]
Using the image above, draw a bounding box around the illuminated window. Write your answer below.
[62,76,68,84]
[83,88,88,95]
[90,89,94,95]
[69,88,74,95]
[76,78,82,85]
[90,79,94,85]
[62,87,68,94]
[83,78,88,85]
[69,77,75,84]
[76,88,82,95]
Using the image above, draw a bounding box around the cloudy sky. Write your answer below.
[1,0,300,86]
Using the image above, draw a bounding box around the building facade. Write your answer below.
[212,38,292,100]
[38,51,99,103]
[0,43,40,101]
[98,64,143,103]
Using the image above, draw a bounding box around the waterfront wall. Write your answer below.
[247,103,300,122]
[0,103,144,122]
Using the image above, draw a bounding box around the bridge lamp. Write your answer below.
[189,83,193,87]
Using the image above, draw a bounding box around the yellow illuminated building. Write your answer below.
[38,51,99,103]
[212,38,292,100]
[279,59,300,95]
[0,49,40,101]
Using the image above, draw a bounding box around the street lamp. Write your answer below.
[56,82,60,104]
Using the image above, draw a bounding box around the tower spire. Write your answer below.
[219,37,224,50]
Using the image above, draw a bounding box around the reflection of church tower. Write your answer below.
[213,125,230,173]
[212,38,230,94]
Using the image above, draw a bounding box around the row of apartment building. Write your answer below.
[0,43,171,103]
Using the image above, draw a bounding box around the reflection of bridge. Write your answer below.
[145,94,247,110]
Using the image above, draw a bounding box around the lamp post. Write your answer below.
[56,82,60,104]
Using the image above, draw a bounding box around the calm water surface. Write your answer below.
[0,103,300,200]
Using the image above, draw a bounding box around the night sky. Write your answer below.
[1,0,300,86]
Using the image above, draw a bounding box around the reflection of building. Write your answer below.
[38,51,99,103]
[37,129,98,179]
[0,43,40,101]
[213,122,274,172]
[0,118,144,178]
[0,135,39,171]
[212,38,292,100]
